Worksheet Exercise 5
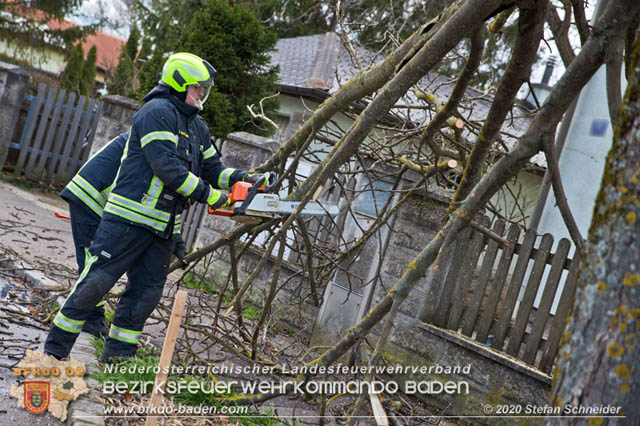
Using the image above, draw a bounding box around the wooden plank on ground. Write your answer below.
[34,88,66,179]
[476,223,521,344]
[14,83,47,176]
[145,290,188,426]
[369,389,389,426]
[539,253,581,372]
[57,95,86,183]
[523,238,571,365]
[506,233,554,357]
[492,228,537,351]
[25,86,57,179]
[434,227,472,327]
[462,220,506,337]
[65,98,96,182]
[47,91,74,181]
[447,216,489,331]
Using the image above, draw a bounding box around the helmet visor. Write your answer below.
[190,83,213,110]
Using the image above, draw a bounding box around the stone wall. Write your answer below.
[0,61,29,169]
[194,131,321,333]
[386,322,550,425]
[90,95,140,155]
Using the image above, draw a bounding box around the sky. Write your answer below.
[69,0,132,40]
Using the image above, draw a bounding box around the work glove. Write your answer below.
[241,172,269,187]
[207,187,230,210]
[173,237,188,269]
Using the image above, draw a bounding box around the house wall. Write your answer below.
[489,169,543,227]
[276,94,373,160]
[0,41,111,87]
[0,40,65,75]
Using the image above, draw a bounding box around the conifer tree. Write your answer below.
[138,37,152,61]
[109,49,135,96]
[126,24,141,63]
[83,45,98,95]
[59,44,86,95]
[136,0,279,138]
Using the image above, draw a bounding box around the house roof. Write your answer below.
[270,32,544,168]
[78,32,124,72]
[45,17,124,72]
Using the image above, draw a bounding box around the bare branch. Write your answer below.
[605,36,624,126]
[418,27,486,160]
[542,134,587,255]
[450,0,547,212]
[546,2,576,66]
[246,93,282,139]
[571,0,590,45]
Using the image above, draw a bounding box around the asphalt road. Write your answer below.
[0,180,72,425]
[0,273,64,425]
[0,179,76,272]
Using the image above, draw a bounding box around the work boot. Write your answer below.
[44,351,68,361]
[100,341,136,364]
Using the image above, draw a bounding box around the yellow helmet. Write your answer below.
[161,52,216,110]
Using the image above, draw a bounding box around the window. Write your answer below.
[354,178,393,218]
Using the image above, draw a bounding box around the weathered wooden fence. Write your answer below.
[9,83,103,184]
[420,218,580,374]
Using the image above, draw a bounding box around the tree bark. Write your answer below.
[547,35,640,424]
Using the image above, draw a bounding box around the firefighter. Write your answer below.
[45,52,265,362]
[60,132,189,337]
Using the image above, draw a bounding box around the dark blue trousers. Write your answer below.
[68,202,104,330]
[45,219,174,360]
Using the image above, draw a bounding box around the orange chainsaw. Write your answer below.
[208,177,339,222]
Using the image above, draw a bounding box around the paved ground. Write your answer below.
[0,179,76,272]
[0,263,64,425]
[0,179,96,425]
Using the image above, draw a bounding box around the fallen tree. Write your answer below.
[168,0,640,419]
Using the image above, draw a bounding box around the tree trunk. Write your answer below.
[547,36,640,424]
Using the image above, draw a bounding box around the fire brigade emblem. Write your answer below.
[24,381,50,414]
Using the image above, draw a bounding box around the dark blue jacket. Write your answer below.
[61,133,129,220]
[102,83,243,238]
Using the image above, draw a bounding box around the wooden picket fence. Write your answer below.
[10,83,103,184]
[420,218,581,374]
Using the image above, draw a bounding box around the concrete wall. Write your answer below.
[387,322,550,425]
[0,61,29,169]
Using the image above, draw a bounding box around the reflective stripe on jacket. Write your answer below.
[61,133,129,218]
